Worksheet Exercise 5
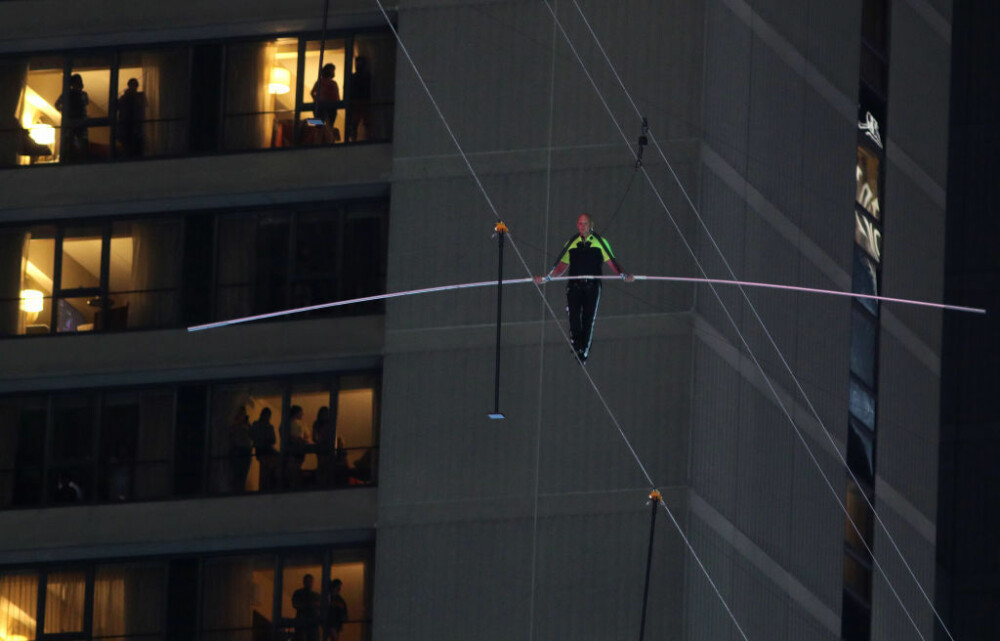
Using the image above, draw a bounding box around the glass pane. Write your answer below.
[855,146,880,219]
[844,479,874,554]
[223,39,297,150]
[849,378,876,430]
[302,39,346,146]
[842,553,872,602]
[93,563,165,637]
[201,556,275,641]
[215,215,257,321]
[841,589,871,641]
[21,228,56,335]
[51,394,96,503]
[281,557,323,641]
[23,56,65,164]
[849,308,877,387]
[109,219,181,329]
[351,33,396,142]
[254,214,290,314]
[44,571,86,633]
[211,382,283,494]
[854,210,881,262]
[100,390,173,502]
[846,421,876,486]
[291,210,340,311]
[343,204,386,306]
[338,375,377,486]
[288,382,332,489]
[851,248,879,317]
[0,229,28,337]
[116,48,190,158]
[56,297,98,333]
[62,56,113,162]
[328,553,368,641]
[0,396,45,508]
[61,227,103,290]
[0,571,39,640]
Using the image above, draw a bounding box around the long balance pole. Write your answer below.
[489,222,508,419]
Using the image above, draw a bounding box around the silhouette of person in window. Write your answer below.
[117,78,146,157]
[285,405,310,488]
[325,578,348,641]
[347,56,372,142]
[55,73,89,162]
[250,407,278,491]
[228,406,253,492]
[313,406,335,487]
[292,574,322,641]
[311,63,341,140]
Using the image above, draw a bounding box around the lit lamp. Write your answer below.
[21,289,44,319]
[28,123,55,146]
[269,67,291,94]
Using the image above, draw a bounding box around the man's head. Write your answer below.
[303,574,314,589]
[576,213,592,238]
[127,78,139,91]
[330,578,342,594]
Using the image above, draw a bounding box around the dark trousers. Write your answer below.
[566,280,601,359]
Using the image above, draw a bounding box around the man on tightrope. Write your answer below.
[534,213,633,363]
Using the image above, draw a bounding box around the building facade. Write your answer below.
[0,0,954,640]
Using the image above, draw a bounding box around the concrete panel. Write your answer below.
[888,0,952,186]
[0,487,377,563]
[0,315,384,392]
[0,144,393,222]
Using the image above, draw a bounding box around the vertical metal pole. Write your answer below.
[318,0,330,75]
[639,490,661,641]
[489,222,507,419]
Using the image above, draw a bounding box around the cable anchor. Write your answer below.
[635,116,649,168]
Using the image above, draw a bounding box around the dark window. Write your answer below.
[844,478,875,555]
[849,378,876,430]
[850,307,877,387]
[851,247,879,317]
[841,588,872,641]
[214,202,388,321]
[0,396,46,507]
[846,420,876,485]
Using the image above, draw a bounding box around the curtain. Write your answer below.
[0,229,28,336]
[93,564,164,640]
[127,219,180,329]
[201,559,261,641]
[0,59,28,167]
[215,216,257,320]
[353,35,395,141]
[0,572,38,640]
[132,391,173,499]
[224,42,274,150]
[209,386,251,493]
[141,50,189,156]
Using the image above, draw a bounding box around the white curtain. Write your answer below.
[127,219,180,329]
[201,559,261,641]
[0,572,38,640]
[92,564,164,639]
[141,50,189,156]
[224,42,274,150]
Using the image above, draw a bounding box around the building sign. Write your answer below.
[858,111,883,149]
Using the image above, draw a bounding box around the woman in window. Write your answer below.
[310,64,340,141]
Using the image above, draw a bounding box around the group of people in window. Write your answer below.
[308,57,372,144]
[228,405,374,493]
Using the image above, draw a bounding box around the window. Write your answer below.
[854,211,881,262]
[0,217,181,336]
[2,30,394,167]
[855,146,881,220]
[11,48,189,165]
[221,33,396,151]
[846,420,876,485]
[202,547,372,641]
[851,247,879,317]
[849,307,877,387]
[214,201,388,321]
[0,564,165,641]
[207,374,379,495]
[849,378,876,430]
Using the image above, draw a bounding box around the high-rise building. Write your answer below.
[0,1,958,640]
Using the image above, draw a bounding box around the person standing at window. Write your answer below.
[117,78,146,157]
[292,574,322,641]
[347,56,371,142]
[228,406,252,493]
[325,578,348,641]
[55,73,89,162]
[250,407,278,491]
[285,405,309,487]
[310,64,340,141]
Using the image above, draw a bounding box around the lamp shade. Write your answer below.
[29,123,55,146]
[21,289,44,313]
[269,67,291,94]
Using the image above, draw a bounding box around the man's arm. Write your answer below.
[533,261,568,284]
[605,259,635,282]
